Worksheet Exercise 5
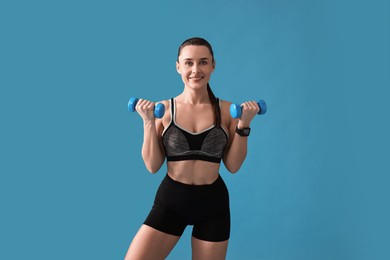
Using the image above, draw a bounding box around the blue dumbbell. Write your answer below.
[230,100,267,119]
[128,97,165,119]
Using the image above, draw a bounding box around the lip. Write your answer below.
[189,76,204,80]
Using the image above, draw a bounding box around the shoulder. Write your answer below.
[219,99,232,113]
[156,99,170,110]
[155,99,171,116]
[155,99,172,129]
[218,99,236,128]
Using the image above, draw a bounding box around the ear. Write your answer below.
[176,61,181,74]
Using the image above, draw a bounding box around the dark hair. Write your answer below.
[177,37,221,127]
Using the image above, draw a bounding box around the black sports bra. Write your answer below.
[162,98,229,163]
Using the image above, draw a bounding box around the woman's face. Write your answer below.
[176,45,215,90]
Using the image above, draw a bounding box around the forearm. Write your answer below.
[224,120,252,173]
[141,120,165,173]
[224,133,248,173]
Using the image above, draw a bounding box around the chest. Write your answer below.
[174,103,215,133]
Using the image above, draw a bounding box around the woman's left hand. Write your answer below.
[237,101,260,128]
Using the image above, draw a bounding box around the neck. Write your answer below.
[178,85,210,105]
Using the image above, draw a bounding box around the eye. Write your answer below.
[185,61,193,66]
[200,60,208,65]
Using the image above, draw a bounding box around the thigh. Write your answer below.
[124,225,180,260]
[191,236,229,260]
[192,211,230,242]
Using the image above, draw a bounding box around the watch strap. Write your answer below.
[235,126,251,136]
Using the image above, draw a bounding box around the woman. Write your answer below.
[125,37,259,260]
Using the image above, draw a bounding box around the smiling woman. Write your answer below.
[177,45,214,89]
[124,37,260,260]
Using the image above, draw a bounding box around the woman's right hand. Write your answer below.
[135,99,156,123]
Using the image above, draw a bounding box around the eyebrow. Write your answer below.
[182,57,210,61]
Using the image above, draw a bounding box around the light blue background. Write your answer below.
[1,0,389,259]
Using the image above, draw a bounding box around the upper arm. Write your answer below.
[220,100,238,159]
[155,99,170,154]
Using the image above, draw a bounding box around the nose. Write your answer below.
[192,63,201,74]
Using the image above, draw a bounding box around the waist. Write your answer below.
[165,172,223,188]
[167,160,221,185]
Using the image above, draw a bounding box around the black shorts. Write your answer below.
[144,173,230,242]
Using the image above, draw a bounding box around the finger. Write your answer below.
[135,99,145,112]
[249,101,260,113]
[136,99,153,111]
[242,101,256,111]
[140,100,151,110]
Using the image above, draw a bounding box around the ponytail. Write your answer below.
[207,83,221,128]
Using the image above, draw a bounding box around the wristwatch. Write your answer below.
[235,126,251,137]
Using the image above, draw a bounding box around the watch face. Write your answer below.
[243,129,250,134]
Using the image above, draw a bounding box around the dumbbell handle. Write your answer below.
[128,97,165,119]
[230,100,267,119]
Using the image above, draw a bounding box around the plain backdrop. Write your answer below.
[1,0,389,259]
